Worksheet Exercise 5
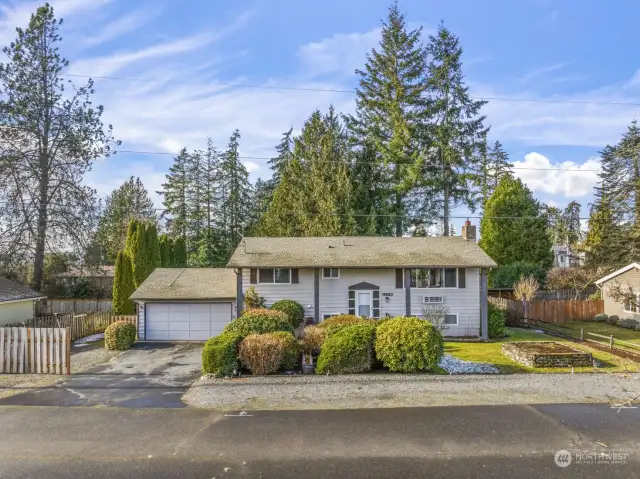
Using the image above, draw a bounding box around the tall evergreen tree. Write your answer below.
[95,177,155,264]
[268,128,294,186]
[347,2,430,236]
[124,219,138,258]
[475,139,513,208]
[172,237,187,267]
[425,23,488,235]
[158,234,171,267]
[185,149,204,259]
[0,4,116,289]
[260,108,355,236]
[145,223,160,272]
[218,130,252,253]
[131,222,147,287]
[562,201,582,248]
[479,177,553,267]
[112,250,134,315]
[159,148,189,242]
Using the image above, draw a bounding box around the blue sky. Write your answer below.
[2,0,640,231]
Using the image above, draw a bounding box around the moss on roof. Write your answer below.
[130,268,236,301]
[227,236,497,268]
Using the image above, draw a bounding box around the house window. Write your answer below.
[258,268,291,284]
[323,268,340,279]
[372,290,380,318]
[444,314,458,325]
[624,296,640,313]
[410,268,457,288]
[348,290,356,315]
[323,313,341,320]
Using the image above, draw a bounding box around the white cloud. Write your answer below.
[519,62,568,84]
[512,152,600,197]
[243,161,260,173]
[83,9,153,45]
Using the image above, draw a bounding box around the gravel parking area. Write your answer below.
[183,372,640,410]
[0,341,120,399]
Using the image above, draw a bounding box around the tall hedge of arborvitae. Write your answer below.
[112,250,135,314]
[172,237,187,267]
[158,234,170,267]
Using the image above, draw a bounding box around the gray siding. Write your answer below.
[410,267,480,337]
[243,268,315,319]
[318,268,405,318]
[243,267,481,337]
[602,269,640,319]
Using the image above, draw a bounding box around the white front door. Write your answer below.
[356,292,372,317]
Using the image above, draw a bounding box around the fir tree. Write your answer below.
[95,177,155,264]
[425,23,488,235]
[475,139,513,208]
[159,148,189,242]
[124,219,138,258]
[172,237,188,267]
[112,250,134,315]
[479,177,553,267]
[268,128,294,185]
[346,2,430,236]
[185,149,204,259]
[562,201,582,248]
[219,130,252,253]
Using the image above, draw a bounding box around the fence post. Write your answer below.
[66,327,71,375]
[580,328,584,341]
[610,335,614,349]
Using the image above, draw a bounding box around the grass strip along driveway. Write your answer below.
[445,327,639,374]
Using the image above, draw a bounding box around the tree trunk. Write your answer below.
[443,182,450,236]
[32,154,49,292]
[395,191,402,237]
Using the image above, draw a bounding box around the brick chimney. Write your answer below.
[461,220,476,241]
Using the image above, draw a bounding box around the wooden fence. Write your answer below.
[37,298,113,315]
[6,312,137,343]
[0,327,70,374]
[489,297,604,324]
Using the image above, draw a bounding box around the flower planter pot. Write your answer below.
[302,363,316,374]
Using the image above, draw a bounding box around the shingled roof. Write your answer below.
[227,236,497,269]
[130,268,236,301]
[0,277,45,303]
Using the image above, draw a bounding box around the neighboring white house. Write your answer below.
[552,245,583,269]
[595,263,640,319]
[131,268,237,341]
[227,224,497,339]
[0,277,45,326]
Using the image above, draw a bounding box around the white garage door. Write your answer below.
[145,302,232,341]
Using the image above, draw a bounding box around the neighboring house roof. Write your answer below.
[595,263,640,285]
[0,277,46,303]
[130,268,237,301]
[54,265,115,278]
[227,236,497,268]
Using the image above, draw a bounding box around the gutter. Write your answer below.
[0,296,46,305]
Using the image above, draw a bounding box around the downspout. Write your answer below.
[234,268,243,318]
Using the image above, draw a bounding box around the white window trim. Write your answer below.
[410,268,458,289]
[322,268,340,279]
[258,268,292,285]
[624,295,640,313]
[322,313,341,320]
[444,313,459,326]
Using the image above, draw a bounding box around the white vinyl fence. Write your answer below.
[0,327,70,375]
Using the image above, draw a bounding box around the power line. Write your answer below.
[61,73,640,107]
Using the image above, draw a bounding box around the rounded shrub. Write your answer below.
[375,317,444,372]
[202,333,242,377]
[594,313,608,323]
[238,333,285,375]
[635,324,640,331]
[267,331,300,370]
[488,303,506,339]
[223,308,294,337]
[607,315,620,325]
[318,315,374,337]
[618,319,639,330]
[316,323,376,374]
[270,300,305,328]
[104,320,137,351]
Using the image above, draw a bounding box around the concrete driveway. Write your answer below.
[0,342,203,408]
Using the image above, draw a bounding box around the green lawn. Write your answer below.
[558,321,640,344]
[444,327,639,374]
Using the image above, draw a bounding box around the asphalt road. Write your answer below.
[0,403,638,478]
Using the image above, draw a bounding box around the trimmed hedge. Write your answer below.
[316,323,376,374]
[270,300,305,328]
[489,261,548,289]
[594,313,608,323]
[104,320,137,351]
[202,333,242,377]
[318,315,374,337]
[488,303,506,339]
[375,317,443,372]
[238,334,285,375]
[268,331,300,370]
[223,308,294,336]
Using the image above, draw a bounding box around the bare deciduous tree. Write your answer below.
[514,275,539,319]
[0,5,117,289]
[607,280,640,311]
[420,303,450,335]
[546,266,608,300]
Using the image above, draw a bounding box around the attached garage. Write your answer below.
[130,268,236,341]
